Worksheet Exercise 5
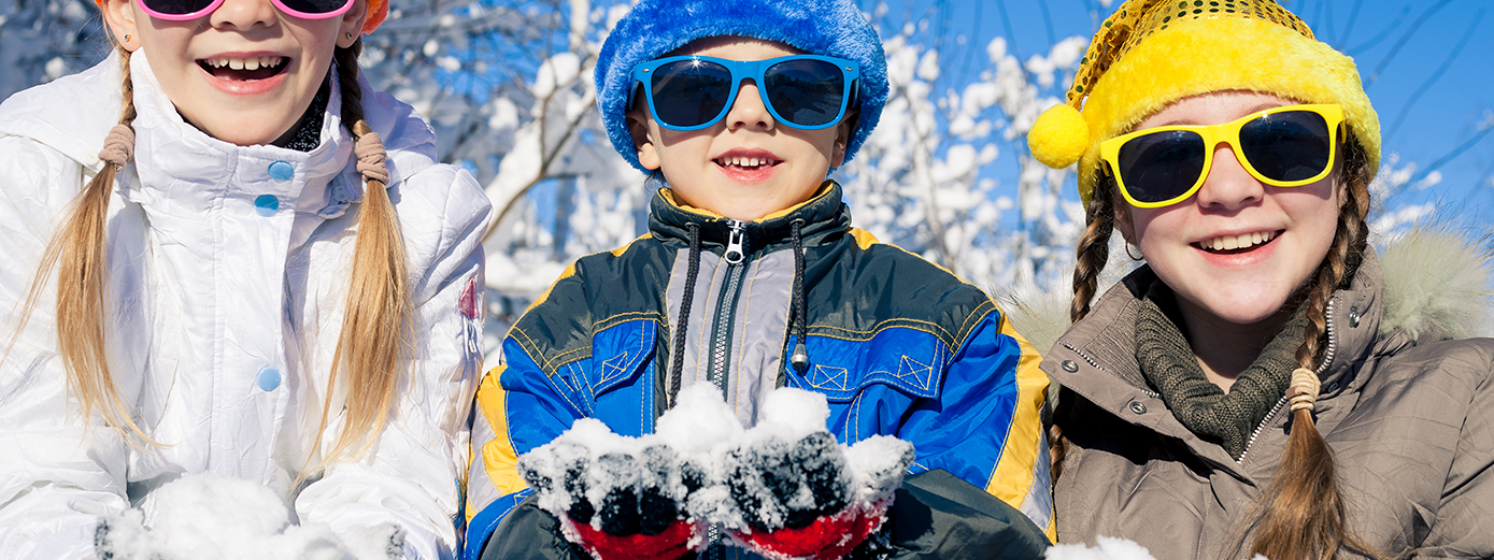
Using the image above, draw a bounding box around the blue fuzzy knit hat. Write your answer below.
[595,0,889,172]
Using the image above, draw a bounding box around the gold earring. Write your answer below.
[123,34,131,43]
[346,32,355,40]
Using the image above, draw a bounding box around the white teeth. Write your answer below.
[1206,231,1275,251]
[208,57,282,71]
[718,156,774,168]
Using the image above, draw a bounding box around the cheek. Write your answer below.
[1128,205,1177,247]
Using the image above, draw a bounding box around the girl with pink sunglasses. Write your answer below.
[0,0,491,557]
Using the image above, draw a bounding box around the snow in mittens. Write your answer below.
[93,474,402,560]
[517,385,915,549]
[1045,536,1271,560]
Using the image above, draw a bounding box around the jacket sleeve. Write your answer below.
[0,136,132,559]
[1419,344,1494,558]
[293,166,491,560]
[463,327,596,560]
[893,306,1054,541]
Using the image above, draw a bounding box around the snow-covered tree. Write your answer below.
[2,0,1483,362]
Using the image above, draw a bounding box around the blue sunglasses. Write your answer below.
[629,54,861,131]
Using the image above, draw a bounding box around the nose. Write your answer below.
[210,0,277,30]
[724,80,776,132]
[1193,142,1264,211]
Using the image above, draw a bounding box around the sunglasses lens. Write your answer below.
[277,0,351,14]
[650,59,733,128]
[764,59,847,127]
[1118,130,1206,204]
[1240,110,1333,182]
[140,0,215,15]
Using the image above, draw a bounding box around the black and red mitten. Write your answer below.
[721,432,877,560]
[520,423,702,560]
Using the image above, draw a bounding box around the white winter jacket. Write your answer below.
[0,52,491,559]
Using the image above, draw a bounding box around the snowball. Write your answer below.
[752,387,832,442]
[94,474,400,560]
[654,383,745,454]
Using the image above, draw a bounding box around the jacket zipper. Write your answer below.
[1238,298,1338,464]
[707,219,749,401]
[1062,342,1159,398]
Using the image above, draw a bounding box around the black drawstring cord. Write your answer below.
[668,223,702,408]
[789,219,809,372]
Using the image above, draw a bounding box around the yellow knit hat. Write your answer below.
[1026,0,1380,205]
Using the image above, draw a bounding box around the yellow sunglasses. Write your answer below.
[1100,104,1345,209]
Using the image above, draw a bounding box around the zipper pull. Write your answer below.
[723,220,747,265]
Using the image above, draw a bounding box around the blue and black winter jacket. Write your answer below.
[464,182,1052,558]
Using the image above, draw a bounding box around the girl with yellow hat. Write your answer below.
[1028,0,1493,558]
[0,0,490,556]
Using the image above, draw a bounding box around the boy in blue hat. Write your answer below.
[465,0,1051,558]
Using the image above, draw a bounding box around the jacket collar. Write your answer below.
[1044,251,1389,470]
[0,51,442,219]
[123,50,354,217]
[647,180,852,255]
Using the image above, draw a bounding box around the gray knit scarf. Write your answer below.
[1134,283,1307,460]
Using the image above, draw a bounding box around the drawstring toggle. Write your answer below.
[791,342,809,371]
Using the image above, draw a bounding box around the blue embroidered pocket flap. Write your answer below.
[788,326,947,402]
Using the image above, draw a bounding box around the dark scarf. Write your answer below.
[1133,283,1307,460]
[279,79,330,152]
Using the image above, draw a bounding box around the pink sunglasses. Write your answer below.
[135,0,354,21]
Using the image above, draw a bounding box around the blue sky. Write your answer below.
[920,0,1493,228]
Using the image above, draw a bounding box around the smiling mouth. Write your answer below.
[714,155,781,172]
[1196,230,1281,254]
[198,56,288,81]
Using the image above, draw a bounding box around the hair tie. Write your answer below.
[98,124,136,169]
[1289,368,1321,412]
[354,130,390,185]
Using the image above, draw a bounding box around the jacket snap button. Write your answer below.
[254,194,279,216]
[1325,381,1340,393]
[1129,401,1147,415]
[1347,306,1361,328]
[268,161,294,181]
[256,366,281,391]
[1062,360,1078,373]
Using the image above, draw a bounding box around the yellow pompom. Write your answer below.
[1028,104,1090,169]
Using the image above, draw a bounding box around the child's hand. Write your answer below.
[720,432,912,560]
[519,424,701,560]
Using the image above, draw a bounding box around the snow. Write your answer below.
[518,386,913,552]
[1046,537,1268,560]
[94,474,401,560]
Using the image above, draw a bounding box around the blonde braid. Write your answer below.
[303,39,413,469]
[5,48,158,446]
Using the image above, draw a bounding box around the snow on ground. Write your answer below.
[95,474,401,560]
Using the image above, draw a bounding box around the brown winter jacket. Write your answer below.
[1041,232,1494,559]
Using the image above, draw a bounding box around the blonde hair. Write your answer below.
[7,37,412,470]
